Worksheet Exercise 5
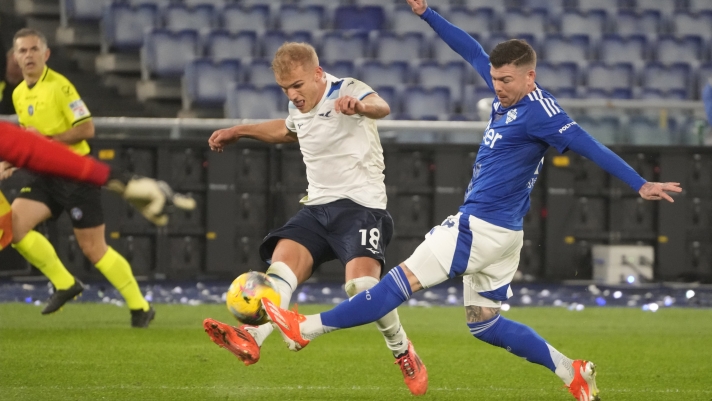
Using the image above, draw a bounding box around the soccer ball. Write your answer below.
[226,271,281,325]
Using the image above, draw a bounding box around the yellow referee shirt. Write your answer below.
[12,66,92,156]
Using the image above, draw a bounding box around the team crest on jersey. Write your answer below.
[70,207,83,221]
[506,108,517,124]
[28,105,34,116]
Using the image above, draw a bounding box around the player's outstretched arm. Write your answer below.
[208,119,296,152]
[334,93,390,119]
[406,0,493,88]
[638,182,682,202]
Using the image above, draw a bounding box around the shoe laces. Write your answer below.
[395,353,417,378]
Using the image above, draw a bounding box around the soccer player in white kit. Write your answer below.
[261,1,683,400]
[203,42,428,395]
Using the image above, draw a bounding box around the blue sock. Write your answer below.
[468,315,556,372]
[321,266,412,329]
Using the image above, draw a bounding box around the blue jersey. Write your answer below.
[421,8,586,230]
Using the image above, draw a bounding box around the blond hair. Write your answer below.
[271,42,319,77]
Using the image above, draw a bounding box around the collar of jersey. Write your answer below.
[300,72,337,116]
[24,65,50,90]
[494,85,541,114]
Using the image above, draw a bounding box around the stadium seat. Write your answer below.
[206,30,257,61]
[334,6,385,30]
[447,7,495,36]
[522,0,564,15]
[163,4,216,31]
[371,85,400,118]
[461,0,505,13]
[599,34,648,64]
[432,33,483,63]
[628,116,672,145]
[321,31,370,62]
[635,0,679,15]
[485,33,538,54]
[357,61,410,87]
[183,58,241,108]
[577,0,618,13]
[278,5,324,32]
[614,10,662,36]
[671,11,712,38]
[142,29,200,78]
[543,35,590,65]
[373,32,425,63]
[535,62,578,94]
[402,86,451,120]
[102,3,159,50]
[503,10,548,38]
[183,0,226,8]
[63,0,111,22]
[642,62,691,97]
[689,0,712,13]
[321,61,356,79]
[587,62,634,91]
[577,116,619,145]
[656,36,703,66]
[245,59,276,86]
[559,10,608,39]
[416,61,467,104]
[221,5,270,33]
[224,84,285,119]
[391,5,434,35]
[126,0,169,8]
[698,63,712,95]
[262,31,314,60]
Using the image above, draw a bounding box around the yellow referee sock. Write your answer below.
[95,247,149,311]
[12,230,75,290]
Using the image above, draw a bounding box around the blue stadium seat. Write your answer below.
[321,61,356,79]
[402,86,451,120]
[642,62,691,97]
[224,84,285,119]
[485,33,538,54]
[503,10,548,38]
[577,116,619,144]
[63,0,111,22]
[245,59,276,86]
[599,34,648,64]
[278,5,324,32]
[221,5,270,33]
[417,61,467,103]
[522,0,564,15]
[587,62,634,91]
[371,85,400,119]
[689,0,712,13]
[321,31,370,62]
[126,0,169,8]
[639,88,687,100]
[614,10,662,36]
[262,31,314,59]
[103,3,158,50]
[374,32,424,63]
[206,30,257,61]
[358,61,410,87]
[577,0,618,13]
[334,6,385,30]
[635,0,679,15]
[628,116,672,145]
[184,58,241,108]
[559,10,608,38]
[432,33,483,63]
[543,35,590,64]
[672,11,712,38]
[183,0,226,8]
[535,62,578,94]
[391,5,433,35]
[656,35,703,65]
[163,4,216,31]
[447,7,495,36]
[142,29,200,78]
[462,0,506,13]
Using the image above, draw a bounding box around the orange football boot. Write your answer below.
[203,318,260,366]
[567,360,600,401]
[395,340,428,396]
[261,298,309,351]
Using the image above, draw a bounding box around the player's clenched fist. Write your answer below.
[406,0,428,15]
[334,95,365,116]
[208,127,239,152]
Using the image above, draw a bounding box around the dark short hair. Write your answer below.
[13,28,48,47]
[489,39,536,69]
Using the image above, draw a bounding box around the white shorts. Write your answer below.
[403,212,523,308]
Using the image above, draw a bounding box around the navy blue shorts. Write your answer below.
[259,199,394,272]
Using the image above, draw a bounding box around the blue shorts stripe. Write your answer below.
[449,213,473,278]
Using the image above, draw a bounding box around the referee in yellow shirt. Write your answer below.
[8,28,155,327]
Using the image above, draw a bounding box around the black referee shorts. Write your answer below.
[16,175,104,229]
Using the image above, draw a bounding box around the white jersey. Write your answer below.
[285,73,387,210]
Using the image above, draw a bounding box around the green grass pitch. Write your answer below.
[1,303,711,400]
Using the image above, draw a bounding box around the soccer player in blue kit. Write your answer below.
[262,0,683,399]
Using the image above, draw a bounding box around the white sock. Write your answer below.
[247,262,298,347]
[345,276,409,357]
[547,343,575,385]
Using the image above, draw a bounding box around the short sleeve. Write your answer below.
[285,112,296,132]
[56,81,91,126]
[526,107,584,153]
[340,78,375,101]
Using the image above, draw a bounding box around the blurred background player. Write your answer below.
[262,1,684,401]
[203,42,427,395]
[2,28,154,327]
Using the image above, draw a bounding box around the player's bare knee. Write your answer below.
[465,305,500,323]
[77,236,108,264]
[10,210,33,243]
